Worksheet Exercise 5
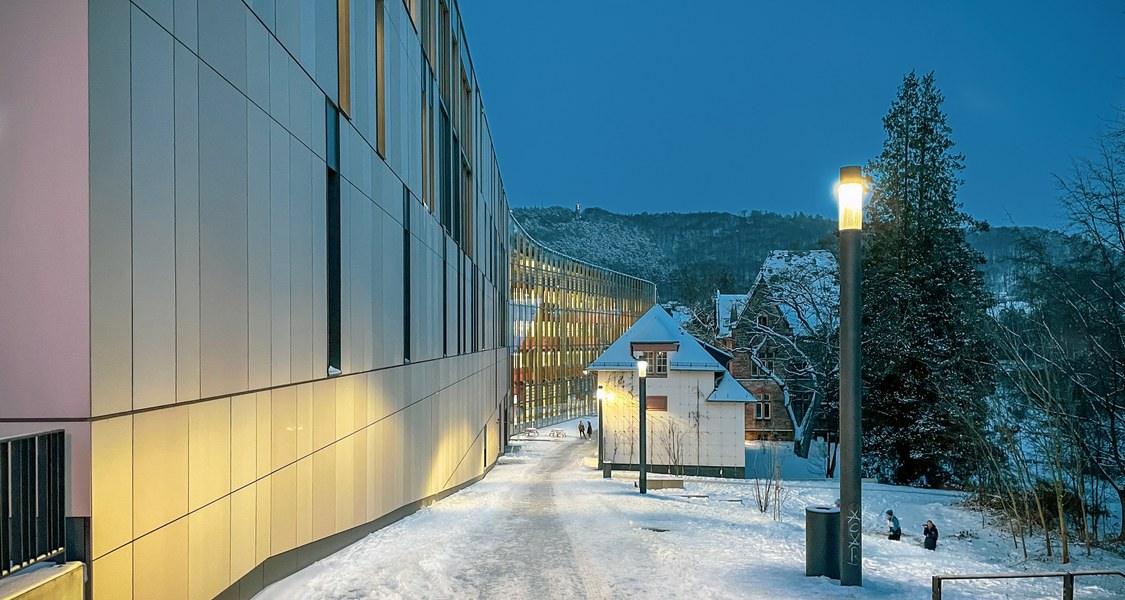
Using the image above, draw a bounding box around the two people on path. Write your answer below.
[577,420,596,440]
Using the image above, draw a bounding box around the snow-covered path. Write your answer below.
[258,420,1125,599]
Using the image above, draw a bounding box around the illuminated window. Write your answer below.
[337,0,351,116]
[640,350,668,377]
[646,395,668,411]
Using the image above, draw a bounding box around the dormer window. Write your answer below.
[640,350,669,377]
[757,313,769,327]
[631,342,677,378]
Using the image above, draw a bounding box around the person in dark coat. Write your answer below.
[923,520,939,550]
[578,421,585,439]
[586,420,593,440]
[885,510,902,541]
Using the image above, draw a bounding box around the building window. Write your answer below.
[646,395,668,411]
[755,395,771,420]
[757,313,769,327]
[403,184,411,362]
[750,347,774,378]
[640,350,668,377]
[326,101,342,376]
[337,0,351,116]
[375,0,386,156]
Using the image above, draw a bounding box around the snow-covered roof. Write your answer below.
[716,293,748,338]
[587,305,725,372]
[707,374,757,403]
[751,250,838,336]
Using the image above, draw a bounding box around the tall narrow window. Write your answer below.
[421,76,429,211]
[326,102,342,375]
[375,0,386,156]
[337,0,351,116]
[452,134,461,245]
[403,184,411,362]
[439,109,452,233]
[442,241,448,356]
[457,257,463,355]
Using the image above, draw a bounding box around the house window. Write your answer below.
[757,313,769,327]
[641,350,668,377]
[646,395,668,411]
[755,394,771,420]
[750,347,775,378]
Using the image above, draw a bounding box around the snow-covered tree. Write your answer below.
[861,72,995,486]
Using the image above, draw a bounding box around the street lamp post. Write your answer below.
[597,385,611,478]
[637,359,648,494]
[837,165,865,587]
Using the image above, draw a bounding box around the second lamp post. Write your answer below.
[637,358,648,494]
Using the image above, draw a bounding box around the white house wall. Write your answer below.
[599,371,745,472]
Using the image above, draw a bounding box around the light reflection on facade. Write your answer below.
[509,218,656,430]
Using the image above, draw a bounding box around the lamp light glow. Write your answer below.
[637,360,648,378]
[837,166,865,230]
[596,386,606,401]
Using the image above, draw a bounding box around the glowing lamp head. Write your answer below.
[596,386,606,401]
[637,360,649,378]
[837,165,866,230]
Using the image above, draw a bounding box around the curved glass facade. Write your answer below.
[509,219,656,429]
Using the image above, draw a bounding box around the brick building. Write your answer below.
[717,251,837,441]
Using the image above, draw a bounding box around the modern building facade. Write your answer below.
[0,1,655,598]
[509,221,656,431]
[589,307,752,478]
[0,1,619,599]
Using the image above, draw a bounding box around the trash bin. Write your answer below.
[805,505,840,579]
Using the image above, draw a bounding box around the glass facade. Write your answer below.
[509,219,656,429]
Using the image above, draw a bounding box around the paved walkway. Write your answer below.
[258,425,730,599]
[457,438,614,599]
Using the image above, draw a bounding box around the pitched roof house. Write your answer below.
[589,305,754,478]
[720,250,838,442]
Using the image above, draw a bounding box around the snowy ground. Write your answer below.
[257,418,1125,599]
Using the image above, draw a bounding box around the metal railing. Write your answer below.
[1,430,65,579]
[932,570,1125,600]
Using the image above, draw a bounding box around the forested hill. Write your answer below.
[510,206,1066,303]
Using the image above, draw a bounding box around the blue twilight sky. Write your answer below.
[460,1,1125,229]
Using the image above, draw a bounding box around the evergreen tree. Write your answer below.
[861,72,994,487]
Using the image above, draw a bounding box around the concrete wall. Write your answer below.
[0,563,85,600]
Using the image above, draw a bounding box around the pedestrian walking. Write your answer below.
[923,520,939,550]
[578,421,585,439]
[885,510,902,541]
[586,420,593,440]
